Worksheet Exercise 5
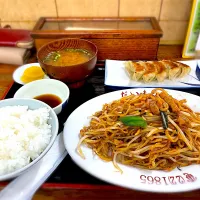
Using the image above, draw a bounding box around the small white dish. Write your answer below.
[14,79,70,115]
[13,63,49,85]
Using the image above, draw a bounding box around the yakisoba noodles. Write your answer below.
[77,88,200,172]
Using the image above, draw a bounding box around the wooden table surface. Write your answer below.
[0,45,200,200]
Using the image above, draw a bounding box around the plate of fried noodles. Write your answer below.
[63,88,200,193]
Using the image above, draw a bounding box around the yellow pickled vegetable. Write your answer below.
[20,66,45,83]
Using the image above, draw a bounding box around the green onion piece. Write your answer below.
[160,111,168,129]
[119,116,147,128]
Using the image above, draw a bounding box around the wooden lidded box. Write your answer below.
[31,17,163,61]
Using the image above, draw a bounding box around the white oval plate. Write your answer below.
[63,88,200,193]
[13,63,49,85]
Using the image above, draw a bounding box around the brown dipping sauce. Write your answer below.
[34,94,62,108]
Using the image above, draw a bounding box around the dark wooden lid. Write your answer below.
[31,17,163,39]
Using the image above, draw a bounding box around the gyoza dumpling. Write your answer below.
[132,62,146,81]
[159,60,181,80]
[138,61,157,82]
[173,61,191,78]
[124,61,146,81]
[148,61,167,82]
[124,61,134,79]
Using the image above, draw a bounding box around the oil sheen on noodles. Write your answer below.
[77,88,200,172]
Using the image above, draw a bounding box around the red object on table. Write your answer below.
[0,28,33,49]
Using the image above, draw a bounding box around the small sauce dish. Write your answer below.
[14,79,70,115]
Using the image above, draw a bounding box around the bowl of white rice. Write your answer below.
[0,98,59,181]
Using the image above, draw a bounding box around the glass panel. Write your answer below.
[42,22,60,30]
[41,20,153,31]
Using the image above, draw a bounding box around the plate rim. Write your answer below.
[63,88,200,193]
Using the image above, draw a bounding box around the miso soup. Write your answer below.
[43,48,92,66]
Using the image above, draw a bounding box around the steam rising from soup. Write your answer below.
[43,48,92,66]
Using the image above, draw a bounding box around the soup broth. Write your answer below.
[43,48,92,66]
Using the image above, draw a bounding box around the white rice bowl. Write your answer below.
[0,98,58,181]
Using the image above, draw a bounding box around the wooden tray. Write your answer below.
[0,63,18,100]
[1,47,200,200]
[31,17,163,61]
